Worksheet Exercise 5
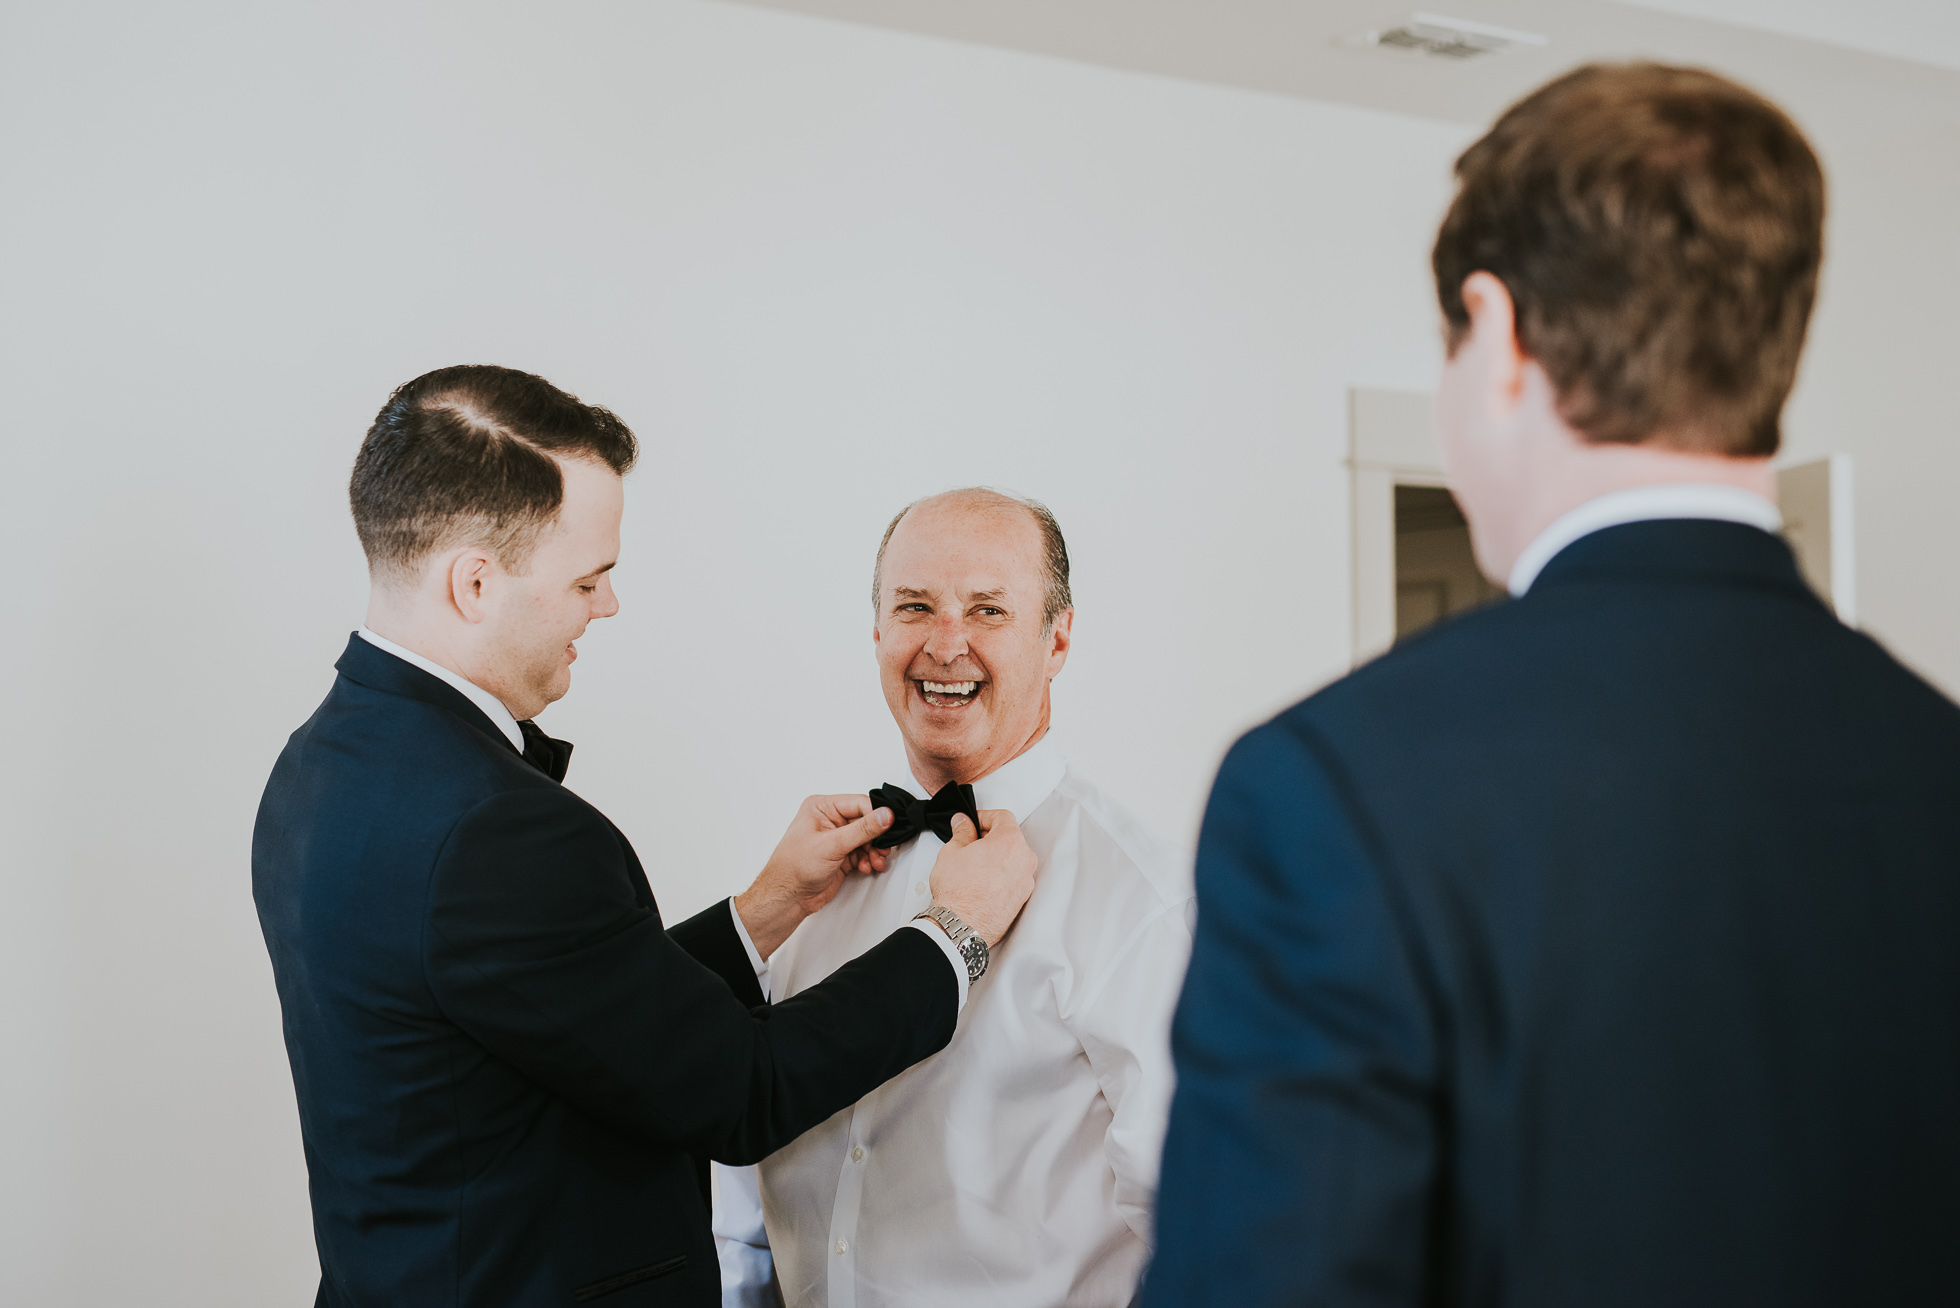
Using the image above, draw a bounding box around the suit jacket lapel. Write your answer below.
[332,634,524,758]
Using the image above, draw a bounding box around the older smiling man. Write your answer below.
[715,488,1194,1308]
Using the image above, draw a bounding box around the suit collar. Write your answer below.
[355,627,524,751]
[1530,518,1820,606]
[333,633,525,757]
[967,734,1066,825]
[1509,484,1782,596]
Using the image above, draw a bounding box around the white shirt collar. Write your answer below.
[912,733,1067,826]
[1507,483,1783,597]
[356,627,525,752]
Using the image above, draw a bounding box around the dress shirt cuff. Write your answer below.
[906,919,970,1011]
[726,898,770,999]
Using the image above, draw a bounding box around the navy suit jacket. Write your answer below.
[253,636,956,1307]
[1144,521,1960,1307]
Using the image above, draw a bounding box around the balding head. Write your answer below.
[873,488,1071,634]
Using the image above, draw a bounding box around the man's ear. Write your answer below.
[448,549,497,624]
[1046,608,1073,677]
[1460,271,1529,409]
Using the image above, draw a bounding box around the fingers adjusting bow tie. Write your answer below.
[517,719,573,783]
[868,780,979,849]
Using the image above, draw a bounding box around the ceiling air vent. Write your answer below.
[1343,12,1549,61]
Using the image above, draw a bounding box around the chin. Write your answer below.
[908,721,983,762]
[532,670,572,712]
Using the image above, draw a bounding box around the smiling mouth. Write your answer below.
[917,678,983,709]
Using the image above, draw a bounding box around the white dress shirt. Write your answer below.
[1507,482,1783,596]
[714,736,1194,1308]
[355,627,524,751]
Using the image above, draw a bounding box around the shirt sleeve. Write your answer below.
[728,898,772,1000]
[712,1162,780,1308]
[1069,896,1196,1247]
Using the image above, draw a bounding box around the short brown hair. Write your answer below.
[350,365,638,581]
[1433,62,1824,456]
[872,488,1072,632]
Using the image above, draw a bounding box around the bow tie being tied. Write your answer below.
[868,780,979,850]
[518,719,574,783]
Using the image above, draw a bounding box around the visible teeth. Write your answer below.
[923,681,978,695]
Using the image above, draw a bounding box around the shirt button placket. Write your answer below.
[827,1114,865,1308]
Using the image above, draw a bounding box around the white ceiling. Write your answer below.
[719,0,1960,139]
[1617,0,1960,73]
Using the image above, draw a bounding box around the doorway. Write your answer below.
[1394,484,1502,642]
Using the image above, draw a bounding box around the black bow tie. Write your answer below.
[517,719,573,783]
[868,780,979,850]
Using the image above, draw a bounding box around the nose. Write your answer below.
[591,574,620,620]
[921,608,968,664]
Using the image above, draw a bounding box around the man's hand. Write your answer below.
[736,795,895,959]
[929,810,1038,948]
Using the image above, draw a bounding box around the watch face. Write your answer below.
[959,935,989,980]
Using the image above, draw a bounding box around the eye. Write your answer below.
[977,606,1005,616]
[897,603,930,614]
[578,584,597,595]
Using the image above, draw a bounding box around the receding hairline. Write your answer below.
[879,489,1049,577]
[871,486,1072,629]
[894,487,1045,536]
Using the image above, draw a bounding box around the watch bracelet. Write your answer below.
[915,903,973,946]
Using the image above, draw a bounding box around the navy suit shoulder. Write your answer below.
[253,636,956,1308]
[1295,518,1958,755]
[1148,521,1960,1308]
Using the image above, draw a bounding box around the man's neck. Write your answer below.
[906,718,1050,795]
[365,612,472,687]
[1484,432,1776,581]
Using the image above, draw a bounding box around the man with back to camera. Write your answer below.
[252,366,1038,1308]
[1144,63,1960,1306]
[712,488,1195,1306]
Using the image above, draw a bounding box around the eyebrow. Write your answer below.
[579,561,617,581]
[890,585,1011,604]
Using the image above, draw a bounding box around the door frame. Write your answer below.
[1350,388,1447,667]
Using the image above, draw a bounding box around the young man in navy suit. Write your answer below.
[253,365,1036,1307]
[1145,63,1960,1306]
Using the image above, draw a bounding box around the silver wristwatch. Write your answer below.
[915,903,991,982]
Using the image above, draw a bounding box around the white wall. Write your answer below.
[1622,0,1960,72]
[1777,114,1960,688]
[8,3,1957,1303]
[0,2,1467,1301]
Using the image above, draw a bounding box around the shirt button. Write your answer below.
[914,881,927,896]
[851,1145,865,1162]
[835,1239,849,1255]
